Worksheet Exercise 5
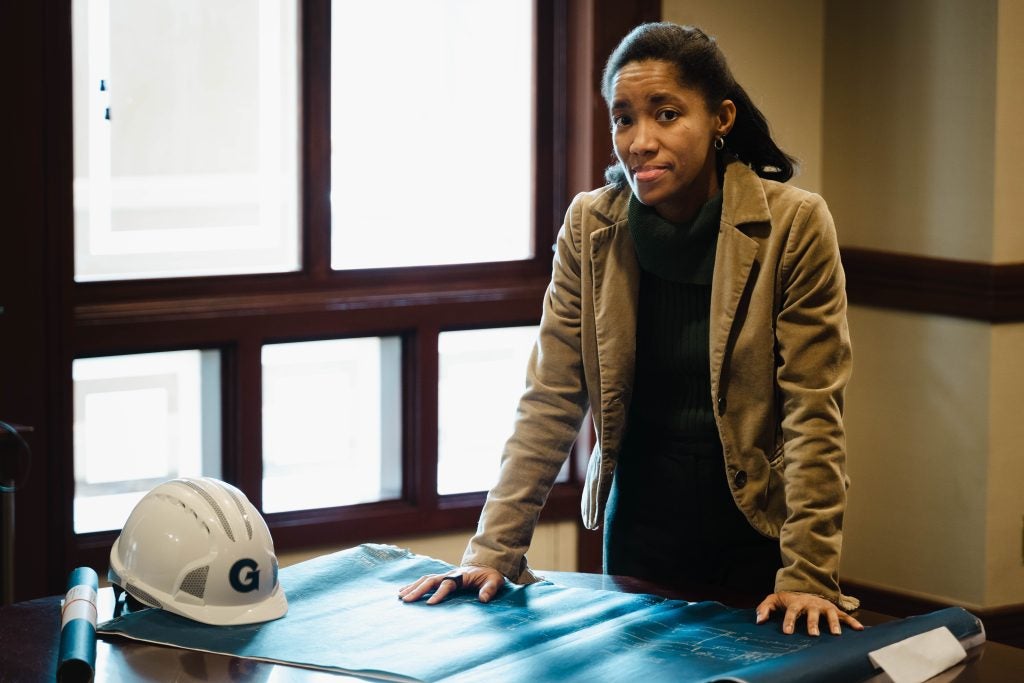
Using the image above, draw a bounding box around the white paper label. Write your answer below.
[868,626,967,683]
[61,585,99,629]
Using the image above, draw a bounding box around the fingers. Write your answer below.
[827,609,842,635]
[478,574,502,603]
[812,606,863,635]
[426,576,458,605]
[782,605,799,635]
[778,604,815,635]
[399,568,503,605]
[805,607,821,636]
[840,611,865,631]
[754,594,780,624]
[816,605,865,635]
[398,574,445,603]
[757,591,864,636]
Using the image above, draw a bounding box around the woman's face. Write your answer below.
[609,59,735,223]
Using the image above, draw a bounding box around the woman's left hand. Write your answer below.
[755,591,864,636]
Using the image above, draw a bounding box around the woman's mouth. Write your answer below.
[633,166,668,183]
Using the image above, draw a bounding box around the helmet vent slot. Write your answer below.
[126,583,162,609]
[181,479,235,542]
[179,565,210,598]
[224,486,254,540]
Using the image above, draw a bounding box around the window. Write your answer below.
[72,350,221,533]
[331,2,534,270]
[261,337,402,512]
[438,325,566,495]
[71,0,300,281]
[59,0,578,574]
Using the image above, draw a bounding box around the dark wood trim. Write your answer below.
[302,0,332,282]
[413,323,440,512]
[842,247,1024,323]
[843,579,1024,650]
[73,277,550,328]
[536,0,564,248]
[565,0,661,195]
[44,0,76,603]
[233,336,264,507]
[0,0,74,602]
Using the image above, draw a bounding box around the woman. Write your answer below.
[400,22,862,637]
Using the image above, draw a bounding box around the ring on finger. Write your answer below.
[441,574,464,590]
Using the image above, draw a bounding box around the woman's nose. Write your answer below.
[629,119,658,155]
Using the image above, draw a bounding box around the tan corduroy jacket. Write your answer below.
[463,161,858,610]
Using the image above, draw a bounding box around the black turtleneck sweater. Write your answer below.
[625,192,722,439]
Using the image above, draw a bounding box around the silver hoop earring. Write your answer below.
[714,136,725,151]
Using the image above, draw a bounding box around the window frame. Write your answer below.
[4,0,659,599]
[63,0,573,572]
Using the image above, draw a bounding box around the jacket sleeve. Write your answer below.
[773,194,859,611]
[461,196,592,583]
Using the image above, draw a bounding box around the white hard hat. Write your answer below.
[108,477,288,625]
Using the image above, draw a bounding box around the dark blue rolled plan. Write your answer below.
[58,566,98,683]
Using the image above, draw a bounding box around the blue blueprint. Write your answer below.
[97,544,983,682]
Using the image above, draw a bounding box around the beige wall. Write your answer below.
[662,0,825,193]
[987,323,1024,605]
[842,308,991,605]
[664,0,1024,609]
[825,0,1023,610]
[823,0,997,262]
[994,0,1024,261]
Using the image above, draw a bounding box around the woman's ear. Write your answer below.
[717,99,737,136]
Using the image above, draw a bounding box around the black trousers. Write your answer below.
[603,428,781,595]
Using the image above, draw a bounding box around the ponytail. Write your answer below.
[725,83,797,182]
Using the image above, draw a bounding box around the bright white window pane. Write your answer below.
[261,338,402,512]
[73,350,221,533]
[438,326,568,495]
[331,1,533,270]
[72,0,300,281]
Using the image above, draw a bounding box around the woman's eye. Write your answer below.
[657,110,680,122]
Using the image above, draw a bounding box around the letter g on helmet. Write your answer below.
[229,558,260,593]
[108,477,288,625]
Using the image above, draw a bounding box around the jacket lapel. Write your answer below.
[590,215,639,453]
[710,163,771,399]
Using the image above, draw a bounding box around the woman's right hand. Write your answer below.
[398,565,505,605]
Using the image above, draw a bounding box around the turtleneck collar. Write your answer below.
[627,191,722,284]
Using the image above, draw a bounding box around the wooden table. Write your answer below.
[1,571,1020,682]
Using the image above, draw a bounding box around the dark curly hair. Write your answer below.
[601,22,797,187]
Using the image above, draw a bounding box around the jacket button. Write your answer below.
[717,395,726,414]
[733,470,747,488]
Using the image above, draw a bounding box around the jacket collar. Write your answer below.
[721,161,772,228]
[587,184,631,226]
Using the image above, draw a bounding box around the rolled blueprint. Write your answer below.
[57,566,98,682]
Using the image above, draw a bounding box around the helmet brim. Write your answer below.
[170,584,288,626]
